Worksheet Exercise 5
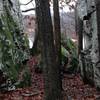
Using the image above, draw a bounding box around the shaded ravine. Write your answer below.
[0,57,100,100]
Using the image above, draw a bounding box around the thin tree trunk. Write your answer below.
[53,0,62,96]
[31,0,42,56]
[77,17,83,55]
[53,0,61,63]
[95,0,100,59]
[75,6,83,55]
[53,0,62,93]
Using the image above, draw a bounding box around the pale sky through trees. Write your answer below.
[19,0,36,15]
[19,0,75,47]
[19,0,76,15]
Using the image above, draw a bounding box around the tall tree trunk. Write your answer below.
[35,0,62,100]
[53,0,62,92]
[53,0,61,63]
[95,0,100,59]
[53,0,62,96]
[77,17,83,55]
[31,0,42,56]
[75,6,83,55]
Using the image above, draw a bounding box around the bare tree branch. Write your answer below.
[22,8,36,12]
[20,0,34,5]
[66,0,71,4]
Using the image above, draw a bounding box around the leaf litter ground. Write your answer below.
[0,57,100,100]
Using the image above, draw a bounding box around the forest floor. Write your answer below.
[0,57,100,100]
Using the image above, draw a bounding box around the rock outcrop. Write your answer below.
[0,0,30,91]
[76,0,100,89]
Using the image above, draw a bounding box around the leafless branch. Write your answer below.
[22,8,36,12]
[20,0,34,5]
[66,0,71,4]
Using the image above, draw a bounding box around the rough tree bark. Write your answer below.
[35,0,63,100]
[53,0,62,71]
[76,17,83,55]
[95,0,100,58]
[75,5,83,55]
[53,0,61,61]
[53,0,62,93]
